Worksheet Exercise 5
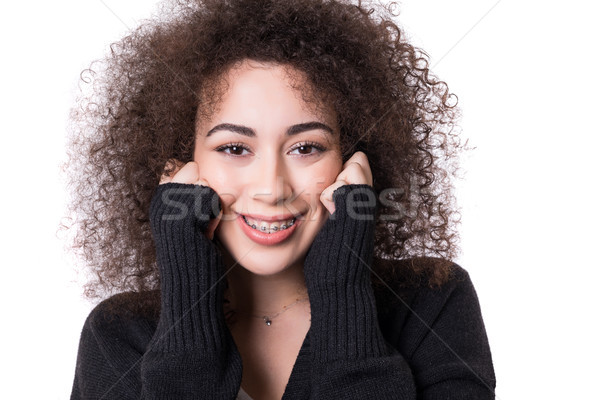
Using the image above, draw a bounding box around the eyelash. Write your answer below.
[214,142,250,156]
[215,141,326,157]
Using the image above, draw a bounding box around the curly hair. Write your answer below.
[60,0,464,307]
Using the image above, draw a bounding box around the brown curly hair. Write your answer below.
[60,0,464,306]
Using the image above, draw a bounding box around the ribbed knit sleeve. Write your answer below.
[140,182,242,399]
[69,182,494,399]
[303,184,416,399]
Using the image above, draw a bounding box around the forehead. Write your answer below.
[196,60,336,128]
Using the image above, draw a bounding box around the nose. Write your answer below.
[249,152,293,205]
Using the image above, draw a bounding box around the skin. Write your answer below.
[160,60,373,398]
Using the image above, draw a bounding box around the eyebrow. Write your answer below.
[205,121,334,137]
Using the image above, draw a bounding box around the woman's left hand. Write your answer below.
[320,151,373,215]
[303,150,386,363]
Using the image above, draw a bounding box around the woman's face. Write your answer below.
[193,60,343,275]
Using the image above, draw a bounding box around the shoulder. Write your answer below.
[375,258,495,394]
[374,257,475,314]
[81,291,160,354]
[375,258,486,354]
[72,292,160,398]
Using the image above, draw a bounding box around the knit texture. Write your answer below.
[148,183,225,351]
[142,182,242,398]
[304,184,388,362]
[70,182,496,399]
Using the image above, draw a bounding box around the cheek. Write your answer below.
[196,155,242,209]
[204,165,234,193]
[296,158,343,209]
[306,157,343,188]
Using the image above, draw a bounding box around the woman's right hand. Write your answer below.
[142,160,243,397]
[159,159,222,240]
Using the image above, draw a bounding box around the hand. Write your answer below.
[148,160,232,350]
[144,160,243,392]
[319,151,373,215]
[306,151,377,286]
[159,159,222,240]
[303,170,383,362]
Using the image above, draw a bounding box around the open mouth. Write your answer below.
[241,215,297,234]
[237,213,302,246]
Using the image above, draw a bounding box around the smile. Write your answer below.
[237,213,301,246]
[242,215,297,234]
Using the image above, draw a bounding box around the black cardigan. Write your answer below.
[70,183,495,399]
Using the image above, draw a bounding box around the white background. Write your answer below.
[1,0,598,398]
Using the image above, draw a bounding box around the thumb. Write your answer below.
[319,179,348,215]
[194,177,221,240]
[206,209,222,240]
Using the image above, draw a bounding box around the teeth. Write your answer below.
[243,216,296,233]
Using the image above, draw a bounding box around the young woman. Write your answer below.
[66,1,495,399]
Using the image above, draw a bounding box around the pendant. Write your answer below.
[263,316,272,326]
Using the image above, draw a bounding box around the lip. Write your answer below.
[237,214,301,246]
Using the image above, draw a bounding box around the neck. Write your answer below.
[223,259,308,315]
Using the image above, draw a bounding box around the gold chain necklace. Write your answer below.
[231,297,309,326]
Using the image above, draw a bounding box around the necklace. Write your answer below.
[230,297,309,326]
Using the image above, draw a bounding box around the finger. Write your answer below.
[206,209,223,240]
[194,177,210,188]
[170,161,200,184]
[341,151,372,185]
[337,161,370,186]
[160,160,220,237]
[190,175,220,238]
[342,151,364,169]
[320,179,348,215]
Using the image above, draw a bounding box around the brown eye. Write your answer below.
[289,141,326,156]
[297,145,313,154]
[215,143,250,156]
[229,145,244,155]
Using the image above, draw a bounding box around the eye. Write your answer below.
[215,142,251,156]
[289,141,326,156]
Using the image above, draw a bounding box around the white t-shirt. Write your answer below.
[237,386,254,400]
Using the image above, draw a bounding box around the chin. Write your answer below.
[236,252,302,276]
[215,216,315,277]
[241,262,295,276]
